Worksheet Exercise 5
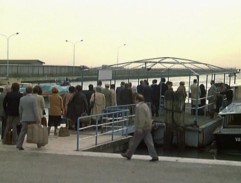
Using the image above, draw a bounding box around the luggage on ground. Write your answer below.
[27,124,48,146]
[59,127,70,137]
[4,129,13,145]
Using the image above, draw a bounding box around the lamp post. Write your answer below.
[65,39,83,67]
[0,32,19,78]
[117,43,126,65]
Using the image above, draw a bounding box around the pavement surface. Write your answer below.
[1,136,241,183]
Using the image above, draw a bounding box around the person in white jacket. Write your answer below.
[121,93,158,162]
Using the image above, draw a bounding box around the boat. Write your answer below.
[55,77,71,86]
[39,83,69,97]
[19,82,33,94]
[214,102,241,151]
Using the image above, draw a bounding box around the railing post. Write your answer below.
[111,112,114,141]
[126,110,129,136]
[95,117,98,145]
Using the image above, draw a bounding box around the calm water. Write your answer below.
[131,145,241,161]
[72,74,241,91]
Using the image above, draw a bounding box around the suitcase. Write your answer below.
[27,124,48,146]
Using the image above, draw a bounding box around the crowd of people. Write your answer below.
[190,79,233,119]
[0,78,234,156]
[0,83,44,150]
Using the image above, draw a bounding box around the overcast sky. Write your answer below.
[0,0,241,68]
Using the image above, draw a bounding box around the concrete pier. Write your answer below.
[1,133,241,183]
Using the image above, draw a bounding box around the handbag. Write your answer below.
[4,130,13,145]
[59,127,70,137]
[41,117,47,126]
[80,112,91,126]
[89,93,95,109]
[27,124,48,145]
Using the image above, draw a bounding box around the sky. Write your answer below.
[0,0,241,68]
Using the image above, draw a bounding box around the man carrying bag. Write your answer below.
[16,86,43,150]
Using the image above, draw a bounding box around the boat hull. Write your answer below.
[214,133,241,151]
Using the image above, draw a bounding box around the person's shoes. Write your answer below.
[17,147,24,150]
[150,157,159,162]
[121,153,131,160]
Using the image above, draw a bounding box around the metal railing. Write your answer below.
[76,109,129,151]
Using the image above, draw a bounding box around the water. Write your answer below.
[71,73,241,91]
[129,145,241,161]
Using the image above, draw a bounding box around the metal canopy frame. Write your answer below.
[107,57,237,77]
[106,57,239,127]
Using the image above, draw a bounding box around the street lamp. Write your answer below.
[65,39,83,67]
[117,43,126,65]
[0,32,19,78]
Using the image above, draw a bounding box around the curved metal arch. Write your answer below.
[108,56,236,76]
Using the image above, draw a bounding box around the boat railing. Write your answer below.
[76,109,130,151]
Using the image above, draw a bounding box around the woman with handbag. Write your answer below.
[90,87,105,126]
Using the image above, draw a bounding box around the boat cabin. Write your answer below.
[214,103,241,151]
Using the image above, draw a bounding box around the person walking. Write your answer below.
[208,80,217,119]
[163,81,175,151]
[67,85,88,130]
[151,79,160,117]
[63,86,75,117]
[116,81,125,105]
[3,83,23,145]
[48,87,63,135]
[0,85,10,140]
[176,81,187,110]
[119,83,133,105]
[16,86,41,150]
[121,94,159,162]
[199,84,206,115]
[63,86,75,128]
[110,84,117,106]
[90,87,105,125]
[83,84,95,115]
[190,79,200,115]
[102,84,112,107]
[33,86,46,124]
[173,81,187,151]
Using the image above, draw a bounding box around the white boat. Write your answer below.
[19,83,33,94]
[214,103,241,151]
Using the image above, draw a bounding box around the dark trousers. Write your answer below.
[1,116,7,139]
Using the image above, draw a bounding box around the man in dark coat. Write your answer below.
[67,85,88,129]
[116,81,125,105]
[83,84,95,114]
[119,83,133,105]
[3,83,23,144]
[142,80,152,104]
[151,79,160,117]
